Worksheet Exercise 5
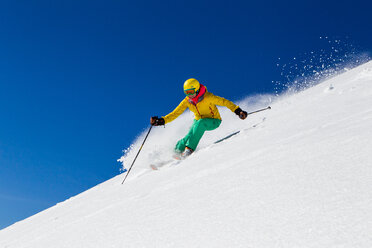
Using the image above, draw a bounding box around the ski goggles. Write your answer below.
[184,88,196,96]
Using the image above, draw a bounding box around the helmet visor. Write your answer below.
[184,88,196,96]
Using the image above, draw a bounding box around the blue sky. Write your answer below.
[0,0,371,229]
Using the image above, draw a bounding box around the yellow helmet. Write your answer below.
[183,78,200,95]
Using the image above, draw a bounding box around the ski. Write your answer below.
[214,117,266,144]
[214,131,240,144]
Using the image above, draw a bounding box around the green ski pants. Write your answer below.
[175,118,222,152]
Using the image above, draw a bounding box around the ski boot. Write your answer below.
[181,147,194,159]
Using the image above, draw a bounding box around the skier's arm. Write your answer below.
[209,94,239,112]
[210,93,247,119]
[162,98,188,124]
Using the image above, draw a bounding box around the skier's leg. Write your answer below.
[185,118,221,150]
[175,139,186,153]
[175,120,197,153]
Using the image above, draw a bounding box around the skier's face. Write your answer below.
[188,93,197,98]
[184,88,197,98]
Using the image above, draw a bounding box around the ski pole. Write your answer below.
[247,106,271,115]
[121,125,153,185]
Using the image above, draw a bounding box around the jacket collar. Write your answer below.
[188,84,206,105]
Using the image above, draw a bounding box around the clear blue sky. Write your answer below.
[0,0,371,229]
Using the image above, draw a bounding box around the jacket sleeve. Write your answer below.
[209,93,239,112]
[162,98,189,124]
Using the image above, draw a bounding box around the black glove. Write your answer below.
[150,116,165,126]
[234,108,248,120]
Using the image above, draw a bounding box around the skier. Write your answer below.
[151,78,248,158]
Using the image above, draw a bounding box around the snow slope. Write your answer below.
[1,61,372,248]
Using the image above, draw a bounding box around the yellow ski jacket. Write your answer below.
[163,89,239,124]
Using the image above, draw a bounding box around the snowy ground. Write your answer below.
[1,61,372,248]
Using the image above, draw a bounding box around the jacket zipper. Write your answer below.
[195,104,202,118]
[209,106,215,118]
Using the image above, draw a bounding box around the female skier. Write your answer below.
[151,78,247,158]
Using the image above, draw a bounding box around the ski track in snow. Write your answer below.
[1,61,372,247]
